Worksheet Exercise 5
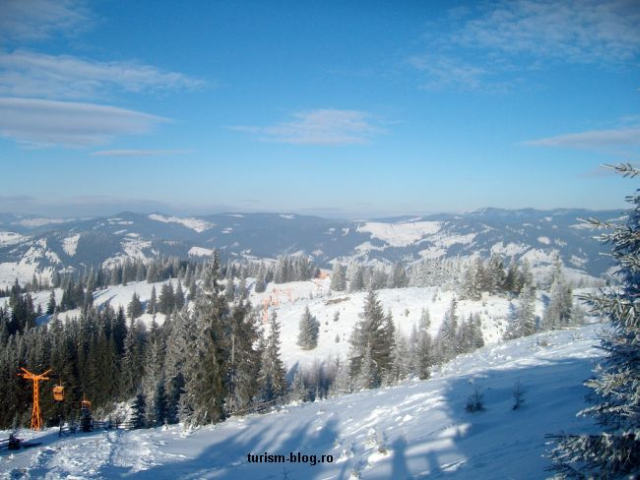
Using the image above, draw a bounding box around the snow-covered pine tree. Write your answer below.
[182,256,229,427]
[297,306,319,350]
[348,289,393,388]
[225,300,260,413]
[130,392,147,429]
[258,312,287,402]
[174,281,185,310]
[46,290,56,315]
[163,307,196,424]
[391,330,410,383]
[330,262,347,291]
[254,262,267,293]
[543,261,573,330]
[505,283,537,340]
[549,163,640,478]
[147,286,157,314]
[436,298,459,361]
[127,292,143,320]
[120,318,141,399]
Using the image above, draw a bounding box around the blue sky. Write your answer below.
[0,0,638,218]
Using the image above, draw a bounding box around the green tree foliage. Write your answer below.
[550,164,640,478]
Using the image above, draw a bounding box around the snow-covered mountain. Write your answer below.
[0,208,620,287]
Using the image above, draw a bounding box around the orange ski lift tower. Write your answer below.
[17,367,52,431]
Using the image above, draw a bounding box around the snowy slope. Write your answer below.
[0,324,604,479]
[2,278,578,371]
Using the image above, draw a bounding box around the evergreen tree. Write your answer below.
[174,281,185,310]
[159,283,175,314]
[127,292,144,320]
[349,289,394,388]
[147,286,157,315]
[120,319,141,398]
[297,307,319,350]
[181,255,228,427]
[505,283,537,340]
[254,263,267,293]
[550,164,640,478]
[543,262,573,330]
[436,298,459,361]
[258,312,287,402]
[130,392,147,429]
[46,290,56,315]
[330,262,346,292]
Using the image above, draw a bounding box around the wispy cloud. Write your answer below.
[412,0,640,91]
[0,51,205,100]
[458,0,640,64]
[230,109,383,145]
[408,54,506,92]
[0,0,91,42]
[92,149,193,157]
[0,2,204,149]
[525,127,640,150]
[0,97,168,147]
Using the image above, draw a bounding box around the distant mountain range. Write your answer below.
[0,208,622,287]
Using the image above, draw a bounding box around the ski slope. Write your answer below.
[0,323,604,479]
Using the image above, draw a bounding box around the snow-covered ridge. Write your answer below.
[356,221,442,247]
[0,231,27,247]
[189,246,214,257]
[62,234,80,257]
[148,214,214,233]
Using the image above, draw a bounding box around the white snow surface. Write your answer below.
[356,221,442,247]
[189,246,214,257]
[62,234,81,257]
[0,323,604,479]
[148,214,214,233]
[0,232,27,247]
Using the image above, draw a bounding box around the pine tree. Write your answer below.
[505,283,537,340]
[120,319,140,399]
[181,255,228,427]
[174,281,185,310]
[46,290,56,315]
[259,312,287,402]
[330,262,346,292]
[127,292,143,320]
[147,286,157,314]
[130,392,147,429]
[297,307,319,350]
[543,262,573,330]
[436,298,459,361]
[349,289,393,388]
[550,164,640,478]
[254,263,267,293]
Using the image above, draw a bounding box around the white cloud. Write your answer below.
[409,54,491,91]
[0,0,91,42]
[458,0,640,64]
[0,97,168,147]
[412,0,640,91]
[92,149,193,157]
[0,51,205,99]
[525,127,640,150]
[230,109,383,145]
